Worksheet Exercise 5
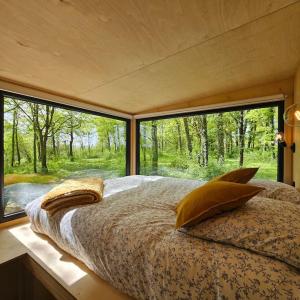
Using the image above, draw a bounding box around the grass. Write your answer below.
[4,173,58,186]
[4,149,277,187]
[4,153,126,186]
[140,150,277,181]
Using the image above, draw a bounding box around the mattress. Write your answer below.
[25,175,300,300]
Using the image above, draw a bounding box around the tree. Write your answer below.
[268,107,276,159]
[36,105,55,173]
[192,115,208,167]
[151,121,158,174]
[183,117,193,158]
[247,121,256,149]
[17,101,64,173]
[63,111,83,161]
[11,108,16,167]
[175,119,183,153]
[32,104,38,173]
[200,115,208,167]
[141,125,148,169]
[238,111,247,167]
[216,113,224,164]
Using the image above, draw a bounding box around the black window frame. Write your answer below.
[0,90,131,223]
[136,101,284,182]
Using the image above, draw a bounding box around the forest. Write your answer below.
[4,97,127,179]
[139,107,279,181]
[2,97,279,215]
[3,96,127,214]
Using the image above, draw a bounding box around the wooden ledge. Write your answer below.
[0,222,131,300]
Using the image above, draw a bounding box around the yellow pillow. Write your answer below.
[175,181,264,228]
[212,167,259,184]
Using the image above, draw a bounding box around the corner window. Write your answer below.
[0,92,130,221]
[137,102,284,181]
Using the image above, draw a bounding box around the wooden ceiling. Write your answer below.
[0,0,300,114]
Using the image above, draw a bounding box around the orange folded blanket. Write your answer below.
[41,177,104,216]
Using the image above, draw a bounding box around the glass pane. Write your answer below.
[3,96,127,215]
[139,107,278,181]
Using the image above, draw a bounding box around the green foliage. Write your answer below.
[4,97,127,184]
[140,107,279,181]
[203,162,226,180]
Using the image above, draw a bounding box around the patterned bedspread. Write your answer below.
[25,176,300,300]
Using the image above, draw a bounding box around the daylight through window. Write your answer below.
[137,103,283,182]
[1,93,129,217]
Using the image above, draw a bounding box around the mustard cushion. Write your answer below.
[212,167,259,184]
[175,181,264,228]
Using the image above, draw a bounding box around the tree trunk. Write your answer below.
[40,139,48,173]
[37,139,41,161]
[252,123,256,149]
[33,130,37,173]
[56,137,60,155]
[216,113,224,164]
[106,132,111,151]
[192,116,202,166]
[69,128,74,161]
[160,124,164,153]
[116,124,120,151]
[175,119,183,153]
[113,134,117,152]
[269,108,276,159]
[235,128,239,147]
[13,109,21,166]
[239,111,245,167]
[247,122,253,149]
[32,104,38,173]
[52,129,56,156]
[88,133,92,153]
[37,105,55,173]
[15,124,21,166]
[151,121,158,174]
[183,117,193,158]
[141,126,147,169]
[200,115,209,166]
[11,109,16,167]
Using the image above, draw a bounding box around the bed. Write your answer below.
[25,175,300,300]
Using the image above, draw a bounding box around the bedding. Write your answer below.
[250,179,300,204]
[179,197,300,268]
[26,176,300,300]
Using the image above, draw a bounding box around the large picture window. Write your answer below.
[0,91,130,221]
[137,102,284,182]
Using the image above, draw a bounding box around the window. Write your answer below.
[0,91,130,222]
[137,102,284,182]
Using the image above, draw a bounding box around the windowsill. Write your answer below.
[0,216,28,229]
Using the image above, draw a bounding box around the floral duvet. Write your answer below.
[26,175,300,300]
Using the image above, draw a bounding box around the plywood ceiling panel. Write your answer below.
[83,2,300,113]
[0,0,299,113]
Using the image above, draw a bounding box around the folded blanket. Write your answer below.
[41,177,104,215]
